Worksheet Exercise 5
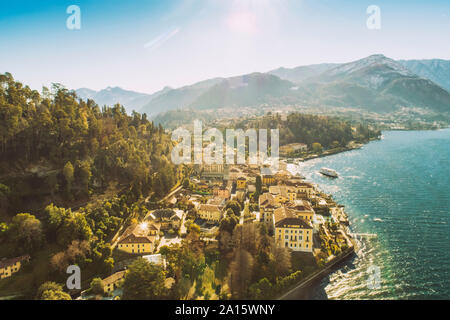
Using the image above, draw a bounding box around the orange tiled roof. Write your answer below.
[118,233,155,244]
[275,217,313,229]
[0,255,30,269]
[103,270,126,286]
[259,193,276,207]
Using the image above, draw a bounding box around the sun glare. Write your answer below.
[139,222,148,231]
[225,0,284,35]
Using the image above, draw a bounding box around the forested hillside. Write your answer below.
[0,73,179,298]
[0,72,176,216]
[228,113,380,150]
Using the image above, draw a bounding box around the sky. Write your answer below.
[0,0,449,94]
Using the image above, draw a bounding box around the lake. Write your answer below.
[288,129,450,299]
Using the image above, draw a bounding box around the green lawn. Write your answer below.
[0,244,59,299]
[291,251,318,276]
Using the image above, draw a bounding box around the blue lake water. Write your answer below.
[288,129,450,300]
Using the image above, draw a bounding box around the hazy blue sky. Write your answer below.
[1,0,449,94]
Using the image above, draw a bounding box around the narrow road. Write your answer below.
[239,199,249,224]
[145,185,183,204]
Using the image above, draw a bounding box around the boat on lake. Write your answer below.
[320,167,338,178]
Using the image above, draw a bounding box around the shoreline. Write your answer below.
[282,128,450,300]
[278,246,356,300]
[280,149,363,300]
[281,137,381,164]
[283,126,450,165]
[279,172,357,299]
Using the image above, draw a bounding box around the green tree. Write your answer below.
[255,175,262,195]
[219,214,239,234]
[63,161,74,193]
[122,258,168,300]
[41,290,72,300]
[225,200,241,216]
[36,282,71,300]
[312,142,323,154]
[229,248,254,299]
[249,278,272,299]
[8,213,44,253]
[90,278,105,295]
[77,160,92,195]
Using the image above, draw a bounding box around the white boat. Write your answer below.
[319,167,338,178]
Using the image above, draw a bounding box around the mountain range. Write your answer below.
[75,55,450,116]
[75,86,172,114]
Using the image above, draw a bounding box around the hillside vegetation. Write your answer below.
[0,72,180,298]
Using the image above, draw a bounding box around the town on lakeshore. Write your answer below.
[1,158,357,300]
[2,0,450,303]
[92,157,354,299]
[0,73,382,300]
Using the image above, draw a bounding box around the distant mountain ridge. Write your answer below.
[75,86,171,114]
[270,55,450,92]
[76,55,450,116]
[397,59,450,91]
[295,55,450,112]
[141,54,450,114]
[269,63,339,83]
[189,73,299,110]
[139,78,224,116]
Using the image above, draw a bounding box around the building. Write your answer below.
[247,184,256,194]
[262,174,275,186]
[213,187,231,200]
[285,177,304,187]
[269,185,297,204]
[286,200,315,222]
[280,143,308,156]
[147,209,183,231]
[296,183,315,199]
[102,270,126,294]
[259,193,278,223]
[0,255,30,280]
[290,143,308,152]
[117,223,158,254]
[274,170,292,183]
[274,207,313,252]
[198,204,223,223]
[207,196,226,208]
[201,164,226,179]
[146,223,161,237]
[236,177,247,190]
[117,233,156,254]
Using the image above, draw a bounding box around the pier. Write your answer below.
[349,233,378,239]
